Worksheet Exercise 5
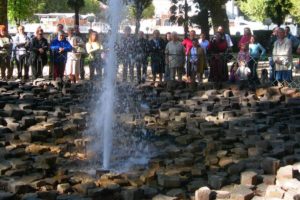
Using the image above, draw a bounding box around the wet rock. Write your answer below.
[230,185,254,200]
[276,165,296,180]
[261,157,280,175]
[152,194,177,200]
[208,175,225,190]
[195,187,211,200]
[265,185,285,199]
[121,186,144,200]
[57,183,72,194]
[240,171,257,186]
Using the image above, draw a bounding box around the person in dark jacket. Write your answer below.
[135,31,149,83]
[50,31,72,80]
[29,28,49,79]
[149,30,165,83]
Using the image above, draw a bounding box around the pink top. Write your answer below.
[182,38,193,55]
[238,35,251,48]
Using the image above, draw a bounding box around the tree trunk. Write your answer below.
[210,3,230,34]
[198,9,209,37]
[74,7,80,26]
[0,0,8,28]
[135,17,141,35]
[184,0,189,38]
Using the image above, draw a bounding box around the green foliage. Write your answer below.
[237,0,294,26]
[290,0,300,23]
[265,0,292,26]
[8,0,35,24]
[237,0,266,22]
[128,2,155,20]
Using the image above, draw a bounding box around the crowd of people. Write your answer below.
[0,23,299,87]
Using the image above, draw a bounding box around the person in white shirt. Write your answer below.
[86,31,103,80]
[14,25,30,79]
[65,27,84,83]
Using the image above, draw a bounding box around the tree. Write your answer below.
[199,0,230,34]
[237,0,293,26]
[170,0,230,36]
[265,0,292,26]
[190,7,210,37]
[0,0,8,27]
[67,0,85,26]
[170,0,191,37]
[237,0,266,22]
[129,0,153,34]
[290,0,300,23]
[8,0,35,25]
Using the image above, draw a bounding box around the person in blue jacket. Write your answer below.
[50,31,72,80]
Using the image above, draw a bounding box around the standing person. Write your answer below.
[285,26,300,52]
[164,32,172,81]
[49,24,64,80]
[273,28,293,84]
[0,25,12,80]
[74,25,86,80]
[238,27,252,48]
[119,26,136,82]
[182,30,197,82]
[50,31,72,80]
[135,31,149,84]
[86,31,103,80]
[217,26,233,50]
[29,28,48,79]
[187,39,206,83]
[249,35,266,84]
[207,32,228,83]
[14,25,30,80]
[65,27,84,83]
[165,32,185,81]
[149,30,165,83]
[268,27,279,82]
[199,33,209,55]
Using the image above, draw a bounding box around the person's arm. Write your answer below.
[50,40,60,51]
[61,41,72,52]
[164,43,169,65]
[258,43,266,58]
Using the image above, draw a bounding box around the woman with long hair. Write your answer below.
[86,31,103,80]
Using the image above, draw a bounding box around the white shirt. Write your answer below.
[225,34,233,48]
[236,65,251,80]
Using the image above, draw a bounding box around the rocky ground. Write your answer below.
[0,79,300,200]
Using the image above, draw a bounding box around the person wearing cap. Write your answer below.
[50,31,72,80]
[65,27,85,83]
[49,24,64,80]
[13,25,31,80]
[0,25,13,80]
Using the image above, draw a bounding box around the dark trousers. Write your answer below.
[0,55,12,79]
[248,58,260,84]
[89,60,102,80]
[123,59,134,82]
[16,55,29,79]
[136,61,147,83]
[80,55,85,80]
[31,58,44,79]
[54,62,65,80]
